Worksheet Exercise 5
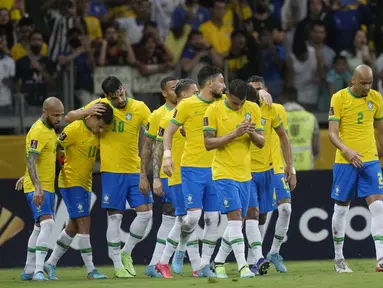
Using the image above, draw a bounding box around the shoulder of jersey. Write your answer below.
[369,89,382,99]
[180,95,196,105]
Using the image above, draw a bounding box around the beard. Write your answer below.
[212,91,223,99]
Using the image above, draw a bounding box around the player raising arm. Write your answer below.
[328,65,383,273]
[21,97,64,281]
[43,103,113,280]
[204,79,264,279]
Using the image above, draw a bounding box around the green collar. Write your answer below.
[83,119,92,132]
[196,94,214,104]
[348,87,364,98]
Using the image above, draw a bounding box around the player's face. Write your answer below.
[249,81,266,92]
[210,74,225,99]
[46,106,64,129]
[352,73,373,97]
[227,94,246,111]
[107,86,126,108]
[163,80,177,105]
[88,117,108,134]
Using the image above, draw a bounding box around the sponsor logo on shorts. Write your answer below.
[223,198,229,208]
[77,203,84,213]
[103,194,110,204]
[58,132,67,141]
[30,140,38,149]
[126,113,132,121]
[187,194,193,204]
[203,117,208,126]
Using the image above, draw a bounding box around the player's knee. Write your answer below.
[278,203,292,218]
[258,213,267,225]
[246,207,259,221]
[40,218,54,232]
[162,203,175,216]
[204,211,219,226]
[136,210,153,224]
[184,209,202,231]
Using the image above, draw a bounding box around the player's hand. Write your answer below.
[234,121,251,137]
[246,122,256,134]
[285,165,297,191]
[163,157,174,177]
[258,90,273,107]
[139,174,151,195]
[87,102,106,117]
[180,127,186,137]
[33,186,44,207]
[343,148,363,168]
[15,176,24,191]
[153,178,164,197]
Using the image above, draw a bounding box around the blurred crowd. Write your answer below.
[0,0,381,116]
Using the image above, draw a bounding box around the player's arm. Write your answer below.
[328,96,363,168]
[65,100,106,123]
[312,116,320,159]
[140,110,157,177]
[373,94,383,152]
[152,127,165,195]
[56,126,76,166]
[163,104,187,154]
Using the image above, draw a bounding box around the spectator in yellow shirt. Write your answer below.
[77,0,103,40]
[0,0,23,21]
[199,0,233,56]
[10,17,48,61]
[223,0,253,28]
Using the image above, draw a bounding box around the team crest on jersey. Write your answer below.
[261,118,266,125]
[187,194,193,204]
[58,132,67,141]
[203,117,208,126]
[334,185,340,197]
[126,113,132,121]
[223,198,229,208]
[77,203,84,213]
[30,140,38,149]
[103,194,110,204]
[245,113,251,121]
[368,101,373,110]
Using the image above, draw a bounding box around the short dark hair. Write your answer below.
[247,75,266,87]
[97,103,114,125]
[229,79,250,100]
[29,30,42,40]
[247,84,260,105]
[197,66,223,87]
[66,27,82,38]
[160,76,178,90]
[18,17,33,27]
[101,76,123,95]
[281,85,298,102]
[311,20,325,31]
[175,78,196,97]
[333,55,347,64]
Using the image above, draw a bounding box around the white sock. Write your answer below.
[369,201,383,261]
[246,219,263,265]
[106,213,123,269]
[270,203,292,254]
[332,204,349,261]
[122,210,152,255]
[186,230,200,272]
[78,234,95,273]
[35,219,54,274]
[259,224,266,240]
[228,220,246,271]
[215,225,232,264]
[160,216,182,264]
[201,211,219,268]
[24,225,40,274]
[149,215,175,266]
[179,210,202,249]
[47,229,73,266]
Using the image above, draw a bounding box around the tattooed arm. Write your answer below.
[203,129,238,151]
[26,153,44,206]
[153,140,164,179]
[140,136,155,176]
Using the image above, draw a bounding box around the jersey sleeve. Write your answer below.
[271,106,283,130]
[203,105,217,132]
[328,93,342,122]
[156,117,170,142]
[279,106,288,131]
[27,128,49,155]
[145,111,160,139]
[171,100,189,126]
[140,102,151,126]
[57,123,77,149]
[374,93,383,121]
[252,103,263,131]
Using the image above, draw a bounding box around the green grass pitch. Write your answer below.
[0,259,380,288]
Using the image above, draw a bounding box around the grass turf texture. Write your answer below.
[0,259,380,288]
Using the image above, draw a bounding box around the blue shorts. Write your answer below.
[161,178,178,210]
[331,160,383,202]
[250,169,277,214]
[60,186,91,219]
[273,173,291,200]
[215,179,250,217]
[171,184,187,216]
[25,191,55,221]
[181,167,219,211]
[101,172,154,211]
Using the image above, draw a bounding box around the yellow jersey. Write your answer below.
[199,21,233,55]
[157,109,186,186]
[251,103,282,173]
[204,99,263,182]
[84,16,103,39]
[329,87,383,164]
[145,104,173,179]
[23,119,57,193]
[10,42,49,61]
[57,120,99,192]
[85,97,151,173]
[271,104,288,174]
[171,94,217,168]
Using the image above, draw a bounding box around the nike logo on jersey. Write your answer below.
[344,107,351,110]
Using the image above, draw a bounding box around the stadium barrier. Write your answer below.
[0,171,375,268]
